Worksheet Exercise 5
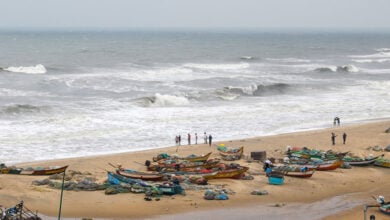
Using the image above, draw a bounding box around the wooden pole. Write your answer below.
[58,168,67,220]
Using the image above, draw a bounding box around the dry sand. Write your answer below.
[0,119,389,220]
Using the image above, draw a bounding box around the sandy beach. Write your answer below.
[0,119,389,220]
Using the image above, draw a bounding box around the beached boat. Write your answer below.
[343,154,384,166]
[288,147,347,161]
[314,160,343,171]
[0,201,42,220]
[217,146,244,161]
[204,166,249,180]
[107,171,183,195]
[116,168,164,181]
[0,165,68,175]
[153,152,212,162]
[380,203,390,215]
[285,170,315,178]
[146,158,220,172]
[374,157,390,168]
[107,171,151,187]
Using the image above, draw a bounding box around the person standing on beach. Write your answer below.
[204,132,208,144]
[187,133,191,145]
[208,134,212,146]
[195,133,198,144]
[343,132,347,144]
[337,117,340,126]
[175,136,179,146]
[178,135,181,146]
[331,132,337,145]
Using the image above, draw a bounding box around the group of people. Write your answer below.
[175,132,213,146]
[331,132,347,145]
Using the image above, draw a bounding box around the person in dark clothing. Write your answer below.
[331,132,337,145]
[178,135,181,146]
[343,132,347,144]
[208,134,212,146]
[187,133,191,145]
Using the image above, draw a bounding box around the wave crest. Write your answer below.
[223,83,291,97]
[4,64,47,74]
[136,93,190,107]
[314,64,359,73]
[1,104,45,115]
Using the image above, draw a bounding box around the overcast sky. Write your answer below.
[2,0,390,31]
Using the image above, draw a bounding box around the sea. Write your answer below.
[0,30,389,165]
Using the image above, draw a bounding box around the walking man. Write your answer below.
[187,133,191,145]
[195,133,198,144]
[178,135,181,146]
[204,132,208,144]
[342,132,347,144]
[331,132,337,145]
[208,134,212,147]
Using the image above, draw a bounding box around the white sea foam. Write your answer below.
[4,64,47,74]
[266,58,312,63]
[352,58,390,63]
[349,51,390,59]
[183,62,250,70]
[336,64,359,73]
[149,93,190,107]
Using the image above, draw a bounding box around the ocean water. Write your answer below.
[0,30,389,164]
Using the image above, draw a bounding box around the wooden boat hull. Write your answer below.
[116,169,163,181]
[107,172,183,195]
[153,152,212,163]
[310,160,342,171]
[1,165,68,175]
[380,204,390,215]
[373,158,390,168]
[218,146,244,160]
[107,171,150,186]
[343,155,384,166]
[204,166,249,180]
[148,159,220,172]
[285,170,315,178]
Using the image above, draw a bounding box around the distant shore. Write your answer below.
[0,119,389,219]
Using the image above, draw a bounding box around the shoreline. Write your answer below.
[11,116,390,166]
[0,119,389,219]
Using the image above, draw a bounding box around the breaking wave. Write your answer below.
[222,83,291,97]
[240,56,256,60]
[3,64,47,74]
[314,64,359,73]
[135,93,190,107]
[1,104,46,115]
[183,62,250,70]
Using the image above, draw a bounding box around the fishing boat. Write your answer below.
[373,157,390,168]
[107,171,183,195]
[380,203,390,215]
[0,201,42,220]
[153,152,212,162]
[0,165,68,175]
[116,169,164,181]
[146,158,220,172]
[314,160,343,171]
[107,171,151,187]
[217,146,244,161]
[204,166,249,180]
[285,170,315,178]
[343,154,384,166]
